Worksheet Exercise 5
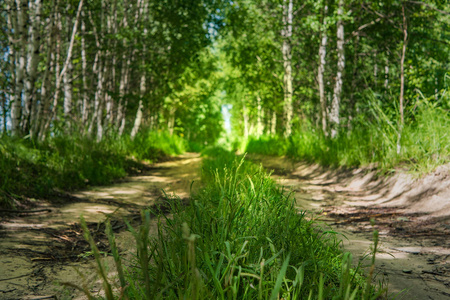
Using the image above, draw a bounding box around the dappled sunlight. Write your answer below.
[0,153,202,299]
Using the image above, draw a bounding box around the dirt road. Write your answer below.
[0,153,201,300]
[1,152,449,299]
[249,154,450,300]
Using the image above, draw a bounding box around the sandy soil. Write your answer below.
[249,154,450,300]
[0,153,201,300]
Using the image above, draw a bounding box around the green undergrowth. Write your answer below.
[246,98,450,173]
[0,131,186,208]
[80,147,383,299]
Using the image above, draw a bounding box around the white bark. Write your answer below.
[80,16,89,124]
[45,0,83,136]
[130,97,144,139]
[63,11,74,121]
[243,103,249,139]
[23,0,41,133]
[130,0,148,139]
[271,110,277,135]
[32,17,54,139]
[384,53,389,91]
[256,96,263,137]
[397,2,407,154]
[6,1,16,133]
[11,0,28,136]
[282,0,293,137]
[96,62,106,142]
[318,4,328,135]
[330,0,345,138]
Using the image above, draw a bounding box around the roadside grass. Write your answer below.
[245,95,450,174]
[80,148,383,299]
[0,130,186,209]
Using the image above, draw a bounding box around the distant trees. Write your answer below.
[221,0,450,140]
[0,0,224,143]
[1,0,448,145]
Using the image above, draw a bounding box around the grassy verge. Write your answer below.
[80,147,382,299]
[0,131,186,209]
[246,98,450,173]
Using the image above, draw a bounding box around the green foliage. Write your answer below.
[85,149,381,299]
[246,135,291,156]
[0,131,186,208]
[245,92,450,173]
[127,130,186,161]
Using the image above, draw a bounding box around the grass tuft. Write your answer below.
[0,130,186,208]
[83,148,381,299]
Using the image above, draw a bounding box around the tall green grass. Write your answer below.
[80,148,382,299]
[245,94,450,173]
[0,130,186,208]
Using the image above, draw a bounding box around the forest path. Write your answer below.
[249,154,450,300]
[0,153,201,300]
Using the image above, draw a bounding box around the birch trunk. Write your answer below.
[63,12,74,123]
[384,53,389,91]
[397,2,407,154]
[130,0,148,139]
[6,1,16,134]
[118,100,127,136]
[243,103,249,139]
[11,0,28,136]
[167,108,175,136]
[95,61,106,141]
[116,54,130,131]
[318,4,328,135]
[130,58,146,139]
[23,0,41,134]
[330,0,345,138]
[32,18,54,139]
[271,110,277,135]
[256,96,263,137]
[80,16,89,125]
[42,0,83,138]
[282,0,293,137]
[130,97,144,138]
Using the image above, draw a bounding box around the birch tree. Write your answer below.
[329,0,345,138]
[318,2,328,135]
[282,0,293,137]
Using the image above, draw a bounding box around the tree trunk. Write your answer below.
[42,0,83,139]
[23,0,41,134]
[243,103,249,139]
[330,0,345,138]
[131,98,144,139]
[282,0,293,137]
[63,12,74,126]
[130,65,145,139]
[397,2,407,154]
[167,108,175,136]
[130,0,148,139]
[11,0,28,136]
[6,1,16,134]
[80,15,89,125]
[384,52,389,91]
[318,3,328,136]
[32,18,54,139]
[256,96,263,137]
[271,110,277,135]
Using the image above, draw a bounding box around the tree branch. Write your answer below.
[407,1,450,15]
[361,4,402,31]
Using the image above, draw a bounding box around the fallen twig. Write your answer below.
[0,273,31,282]
[0,208,52,214]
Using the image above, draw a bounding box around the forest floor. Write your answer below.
[249,154,450,300]
[1,153,450,299]
[0,153,202,300]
